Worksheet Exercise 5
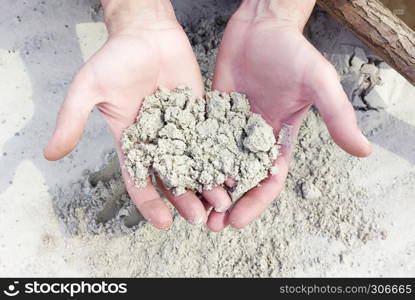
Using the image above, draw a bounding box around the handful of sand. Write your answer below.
[121,86,279,200]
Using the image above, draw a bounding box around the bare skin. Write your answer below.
[45,0,371,231]
[44,0,232,229]
[208,0,371,231]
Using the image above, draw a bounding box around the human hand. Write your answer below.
[44,0,232,229]
[209,0,372,231]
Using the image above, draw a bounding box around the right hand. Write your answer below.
[208,0,372,231]
[44,0,232,229]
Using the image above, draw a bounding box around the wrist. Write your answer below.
[101,0,177,34]
[235,0,316,30]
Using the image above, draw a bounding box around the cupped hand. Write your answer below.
[44,15,232,229]
[208,3,372,231]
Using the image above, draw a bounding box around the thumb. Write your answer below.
[44,70,98,161]
[313,64,372,157]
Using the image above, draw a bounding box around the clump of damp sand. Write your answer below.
[121,87,279,200]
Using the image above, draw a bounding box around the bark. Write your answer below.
[316,0,415,85]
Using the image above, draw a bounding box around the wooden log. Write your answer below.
[316,0,415,85]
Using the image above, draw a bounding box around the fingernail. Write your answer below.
[229,220,238,229]
[214,205,228,213]
[229,219,243,229]
[361,131,370,144]
[160,223,172,230]
[190,216,206,226]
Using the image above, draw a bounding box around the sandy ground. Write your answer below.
[0,0,414,277]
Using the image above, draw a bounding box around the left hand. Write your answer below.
[44,0,233,230]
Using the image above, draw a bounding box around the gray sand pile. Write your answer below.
[52,14,386,276]
[121,87,278,200]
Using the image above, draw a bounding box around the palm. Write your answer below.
[214,19,330,130]
[82,25,204,139]
[211,17,371,229]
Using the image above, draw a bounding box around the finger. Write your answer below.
[207,210,230,232]
[229,107,307,229]
[194,192,211,211]
[201,186,232,213]
[200,198,212,211]
[116,143,173,230]
[123,172,173,230]
[156,177,207,226]
[196,193,212,211]
[229,153,288,229]
[313,63,372,158]
[225,177,237,188]
[44,68,99,160]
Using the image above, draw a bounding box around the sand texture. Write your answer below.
[54,17,384,264]
[121,87,278,200]
[1,1,414,277]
